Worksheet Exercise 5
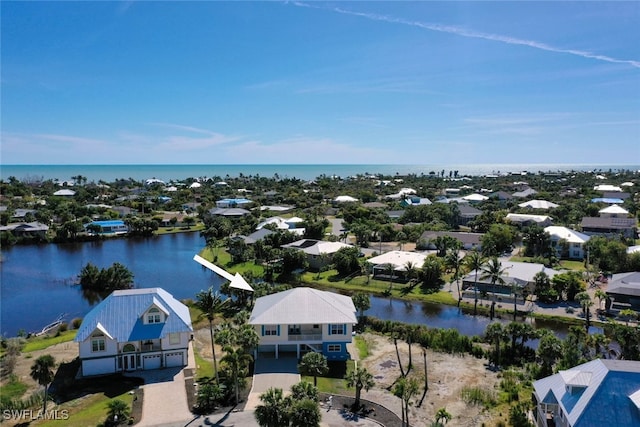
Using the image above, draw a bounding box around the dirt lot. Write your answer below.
[351,332,501,427]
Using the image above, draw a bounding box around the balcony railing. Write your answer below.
[287,333,322,342]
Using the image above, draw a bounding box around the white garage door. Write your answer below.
[143,354,162,370]
[165,351,184,368]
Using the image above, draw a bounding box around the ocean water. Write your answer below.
[1,163,638,183]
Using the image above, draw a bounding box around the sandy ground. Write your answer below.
[350,332,499,427]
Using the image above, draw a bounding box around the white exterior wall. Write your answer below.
[161,332,190,350]
[82,357,116,376]
[78,336,118,360]
[321,324,352,341]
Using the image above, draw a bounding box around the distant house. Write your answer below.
[367,250,429,281]
[333,195,358,203]
[544,226,590,260]
[400,196,432,207]
[489,191,513,201]
[599,204,630,218]
[606,272,640,312]
[593,184,623,192]
[11,208,37,221]
[216,198,252,208]
[532,359,640,427]
[53,189,76,197]
[236,228,275,245]
[456,204,482,226]
[85,220,129,235]
[580,217,636,239]
[75,288,193,376]
[462,261,560,296]
[420,230,483,251]
[208,207,251,217]
[249,287,357,360]
[512,188,538,198]
[0,222,49,239]
[505,213,553,227]
[518,200,559,210]
[281,239,353,271]
[603,191,630,200]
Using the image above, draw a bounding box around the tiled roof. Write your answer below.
[75,288,192,343]
[249,287,356,325]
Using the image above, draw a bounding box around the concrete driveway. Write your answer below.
[126,342,197,427]
[244,357,300,410]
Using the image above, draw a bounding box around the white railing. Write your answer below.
[288,333,322,342]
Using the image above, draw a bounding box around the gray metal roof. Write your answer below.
[249,287,356,325]
[75,288,192,343]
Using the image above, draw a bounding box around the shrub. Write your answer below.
[460,386,497,408]
[71,318,83,329]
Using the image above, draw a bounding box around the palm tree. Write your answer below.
[107,399,131,425]
[444,249,465,307]
[194,287,229,382]
[480,257,507,320]
[255,387,290,427]
[417,344,428,407]
[484,322,505,368]
[352,292,371,325]
[384,263,396,292]
[403,260,418,284]
[221,346,253,404]
[290,381,319,402]
[434,407,452,425]
[594,289,608,313]
[393,376,420,427]
[345,366,375,410]
[30,354,56,413]
[464,250,485,315]
[576,291,594,331]
[298,352,328,387]
[289,398,321,427]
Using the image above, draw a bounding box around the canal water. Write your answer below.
[0,233,597,339]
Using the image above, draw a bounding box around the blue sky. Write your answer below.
[2,1,639,165]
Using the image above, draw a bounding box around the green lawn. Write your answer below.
[0,376,28,401]
[37,390,135,427]
[301,360,355,395]
[155,224,205,235]
[22,330,77,353]
[354,336,370,359]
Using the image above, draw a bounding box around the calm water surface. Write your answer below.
[0,233,598,339]
[0,233,222,337]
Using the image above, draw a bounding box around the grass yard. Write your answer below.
[36,389,136,427]
[301,360,355,396]
[22,331,77,353]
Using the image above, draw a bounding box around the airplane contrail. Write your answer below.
[292,2,640,69]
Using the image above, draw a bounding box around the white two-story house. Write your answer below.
[249,287,357,361]
[75,288,193,376]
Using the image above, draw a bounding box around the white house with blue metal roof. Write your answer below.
[75,288,193,376]
[532,359,640,427]
[249,287,357,361]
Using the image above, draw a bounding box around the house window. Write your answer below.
[147,307,162,324]
[313,324,319,329]
[330,324,345,335]
[328,344,341,352]
[91,334,106,352]
[288,324,301,335]
[264,325,278,336]
[169,333,180,345]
